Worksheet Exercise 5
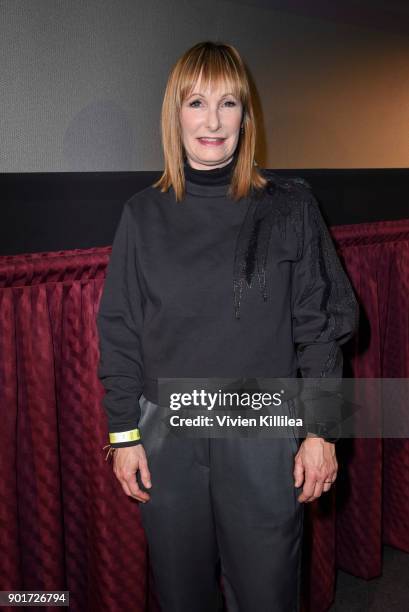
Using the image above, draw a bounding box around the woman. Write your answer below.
[97,41,358,612]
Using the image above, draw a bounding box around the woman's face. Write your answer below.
[180,77,243,170]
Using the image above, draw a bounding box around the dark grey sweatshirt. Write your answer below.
[96,163,359,447]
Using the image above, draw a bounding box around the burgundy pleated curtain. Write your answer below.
[302,219,409,611]
[0,218,408,612]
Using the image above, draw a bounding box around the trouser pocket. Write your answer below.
[138,394,168,459]
[284,397,301,456]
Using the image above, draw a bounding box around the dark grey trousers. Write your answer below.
[137,395,304,612]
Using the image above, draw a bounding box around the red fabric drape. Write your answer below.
[0,250,153,612]
[334,220,409,573]
[302,219,409,611]
[1,218,408,612]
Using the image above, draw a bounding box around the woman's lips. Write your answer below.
[198,138,226,146]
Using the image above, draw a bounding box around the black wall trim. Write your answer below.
[1,169,408,256]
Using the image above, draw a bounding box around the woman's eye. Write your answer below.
[188,99,237,108]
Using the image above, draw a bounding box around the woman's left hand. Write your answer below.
[293,435,338,502]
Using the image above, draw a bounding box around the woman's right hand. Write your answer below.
[113,445,152,503]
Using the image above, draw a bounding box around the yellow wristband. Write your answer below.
[109,428,141,444]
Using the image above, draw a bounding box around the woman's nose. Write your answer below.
[205,108,222,131]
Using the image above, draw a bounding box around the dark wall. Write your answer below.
[1,169,408,256]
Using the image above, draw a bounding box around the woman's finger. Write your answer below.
[311,480,324,500]
[118,477,134,499]
[321,480,333,493]
[139,458,152,490]
[123,473,151,502]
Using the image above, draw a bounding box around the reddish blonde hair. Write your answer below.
[153,41,267,202]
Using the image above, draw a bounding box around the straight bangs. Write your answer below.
[178,49,245,111]
[153,42,267,202]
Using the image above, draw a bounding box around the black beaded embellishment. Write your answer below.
[233,171,308,319]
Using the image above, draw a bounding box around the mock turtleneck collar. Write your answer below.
[183,154,236,186]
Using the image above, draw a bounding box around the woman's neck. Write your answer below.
[183,155,236,186]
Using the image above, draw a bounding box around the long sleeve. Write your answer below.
[291,184,359,438]
[96,201,145,448]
